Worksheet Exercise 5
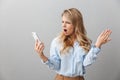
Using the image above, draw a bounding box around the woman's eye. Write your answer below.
[62,21,71,24]
[66,22,71,24]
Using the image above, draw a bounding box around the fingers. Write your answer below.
[103,29,112,41]
[95,29,112,47]
[38,43,44,52]
[35,39,38,48]
[100,29,112,44]
[106,38,111,42]
[35,39,39,50]
[34,39,44,53]
[99,29,107,37]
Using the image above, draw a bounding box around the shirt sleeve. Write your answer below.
[83,44,101,67]
[42,38,61,71]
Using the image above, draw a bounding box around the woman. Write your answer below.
[34,8,112,80]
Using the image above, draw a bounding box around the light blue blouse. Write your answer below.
[42,37,100,77]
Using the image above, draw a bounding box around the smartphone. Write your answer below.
[32,32,41,43]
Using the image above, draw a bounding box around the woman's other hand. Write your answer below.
[34,40,45,56]
[95,29,112,48]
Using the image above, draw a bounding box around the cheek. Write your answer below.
[68,26,74,33]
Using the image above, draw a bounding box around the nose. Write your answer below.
[62,22,66,28]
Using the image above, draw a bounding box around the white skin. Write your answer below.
[62,15,74,36]
[34,15,112,62]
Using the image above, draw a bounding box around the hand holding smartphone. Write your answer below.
[32,32,41,43]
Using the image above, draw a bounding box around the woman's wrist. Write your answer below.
[39,52,44,56]
[39,52,48,62]
[95,43,101,48]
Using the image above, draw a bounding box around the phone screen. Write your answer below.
[32,32,41,42]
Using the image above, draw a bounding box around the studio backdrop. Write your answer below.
[0,0,120,80]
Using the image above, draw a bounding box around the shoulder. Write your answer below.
[50,36,62,51]
[51,36,60,46]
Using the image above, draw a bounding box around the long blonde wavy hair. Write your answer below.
[59,8,92,54]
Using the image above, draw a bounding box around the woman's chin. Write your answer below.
[63,32,68,36]
[64,34,71,36]
[63,31,71,36]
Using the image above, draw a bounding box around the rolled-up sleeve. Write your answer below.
[83,45,101,67]
[42,38,61,71]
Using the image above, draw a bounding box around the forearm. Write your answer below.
[39,52,61,70]
[83,45,101,66]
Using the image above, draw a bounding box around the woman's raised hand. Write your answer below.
[95,29,112,48]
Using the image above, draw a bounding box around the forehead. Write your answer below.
[62,15,72,22]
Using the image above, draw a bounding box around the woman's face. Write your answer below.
[62,15,74,36]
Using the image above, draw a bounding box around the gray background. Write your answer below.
[0,0,120,80]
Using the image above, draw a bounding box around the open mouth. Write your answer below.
[64,29,67,32]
